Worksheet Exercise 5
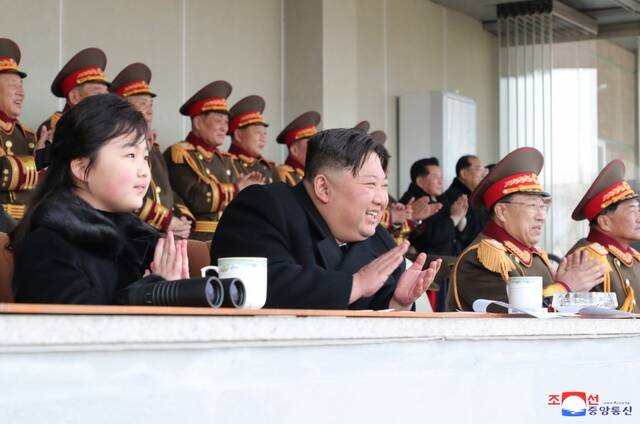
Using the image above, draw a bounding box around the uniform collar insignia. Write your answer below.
[285,155,304,172]
[588,228,636,266]
[483,220,543,266]
[0,111,16,134]
[607,244,634,267]
[195,145,214,161]
[229,143,271,166]
[503,240,532,266]
[631,247,640,263]
[186,131,218,153]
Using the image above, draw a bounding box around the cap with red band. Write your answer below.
[483,172,544,210]
[60,66,107,97]
[179,80,232,118]
[228,95,268,135]
[111,63,156,98]
[277,111,321,146]
[572,160,638,221]
[470,147,549,209]
[0,38,27,78]
[51,47,109,98]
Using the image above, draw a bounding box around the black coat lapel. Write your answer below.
[292,184,342,269]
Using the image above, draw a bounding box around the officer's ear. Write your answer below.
[233,128,243,143]
[596,213,613,233]
[67,86,83,106]
[493,202,509,225]
[192,115,203,132]
[312,174,331,204]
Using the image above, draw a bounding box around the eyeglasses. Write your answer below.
[500,200,551,213]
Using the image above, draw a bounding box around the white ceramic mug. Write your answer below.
[506,276,542,312]
[201,257,267,309]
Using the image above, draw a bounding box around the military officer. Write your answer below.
[276,111,321,186]
[227,95,279,183]
[447,147,606,311]
[35,47,110,170]
[567,160,640,312]
[164,81,263,241]
[0,38,38,222]
[110,62,193,237]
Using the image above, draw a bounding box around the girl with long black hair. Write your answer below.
[10,93,188,304]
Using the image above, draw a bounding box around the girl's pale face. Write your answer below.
[79,133,150,213]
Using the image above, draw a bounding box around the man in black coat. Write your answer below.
[441,155,490,251]
[400,157,468,256]
[211,128,440,310]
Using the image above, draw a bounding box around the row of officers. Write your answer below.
[2,40,410,241]
[4,39,640,314]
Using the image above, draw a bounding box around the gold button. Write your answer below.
[625,279,631,287]
[155,186,161,193]
[243,163,248,167]
[2,169,8,175]
[206,168,211,174]
[269,178,273,183]
[514,257,519,264]
[5,141,12,148]
[197,154,203,160]
[226,169,231,176]
[28,142,35,149]
[615,259,621,267]
[206,191,211,197]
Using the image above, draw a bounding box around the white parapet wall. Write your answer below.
[1,313,639,423]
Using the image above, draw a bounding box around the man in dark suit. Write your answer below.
[212,128,440,310]
[400,157,468,256]
[441,155,490,250]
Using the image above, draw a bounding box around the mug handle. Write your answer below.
[201,265,219,278]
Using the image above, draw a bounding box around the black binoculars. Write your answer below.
[124,276,246,308]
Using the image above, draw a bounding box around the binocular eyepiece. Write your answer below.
[125,276,246,308]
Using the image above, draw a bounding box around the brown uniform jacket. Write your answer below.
[447,220,563,311]
[137,143,194,232]
[567,228,640,313]
[229,143,279,184]
[164,132,241,241]
[37,111,63,140]
[0,115,37,220]
[277,155,304,186]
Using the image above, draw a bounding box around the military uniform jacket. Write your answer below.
[137,143,194,232]
[379,194,411,246]
[0,115,37,220]
[37,110,63,139]
[163,132,240,240]
[211,182,405,309]
[567,229,640,313]
[229,143,279,184]
[277,155,304,186]
[447,220,560,312]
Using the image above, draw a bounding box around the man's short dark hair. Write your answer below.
[410,157,439,184]
[456,155,478,178]
[303,128,389,181]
